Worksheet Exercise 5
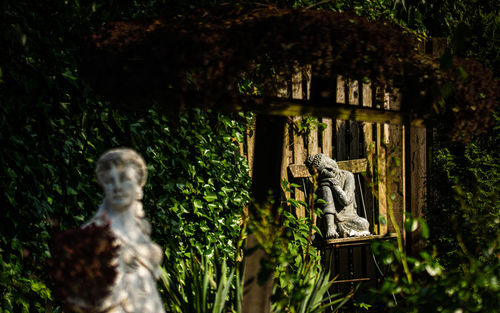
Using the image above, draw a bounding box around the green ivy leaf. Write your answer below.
[203,191,218,202]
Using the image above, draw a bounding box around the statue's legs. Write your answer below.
[324,213,339,238]
[319,185,339,239]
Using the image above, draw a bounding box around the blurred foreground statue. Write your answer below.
[52,148,166,313]
[306,153,370,239]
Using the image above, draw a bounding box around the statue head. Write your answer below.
[96,148,147,212]
[305,153,338,174]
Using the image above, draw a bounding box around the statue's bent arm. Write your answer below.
[331,172,355,207]
[319,185,337,214]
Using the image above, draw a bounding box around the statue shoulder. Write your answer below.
[82,206,109,228]
[339,170,355,189]
[341,170,355,179]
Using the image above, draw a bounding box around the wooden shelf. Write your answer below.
[314,233,397,249]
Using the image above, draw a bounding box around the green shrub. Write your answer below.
[370,222,500,313]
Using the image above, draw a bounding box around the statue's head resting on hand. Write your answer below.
[96,148,147,212]
[305,153,339,176]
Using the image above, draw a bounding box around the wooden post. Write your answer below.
[307,127,319,156]
[321,117,333,157]
[243,115,286,313]
[349,79,363,282]
[376,124,388,235]
[375,86,388,235]
[335,76,350,290]
[278,76,291,201]
[405,124,426,255]
[281,123,291,201]
[361,83,375,232]
[292,71,307,218]
[404,37,444,255]
[387,89,405,235]
[246,125,256,178]
[361,82,377,285]
[335,75,347,160]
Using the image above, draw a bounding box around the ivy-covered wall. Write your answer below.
[0,2,251,311]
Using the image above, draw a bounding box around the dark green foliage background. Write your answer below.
[426,115,500,266]
[1,0,498,312]
[0,1,251,311]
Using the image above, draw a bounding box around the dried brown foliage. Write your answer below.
[81,4,498,141]
[47,224,118,312]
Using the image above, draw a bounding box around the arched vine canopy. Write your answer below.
[81,4,498,142]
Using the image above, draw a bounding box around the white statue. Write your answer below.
[306,153,371,238]
[79,148,165,313]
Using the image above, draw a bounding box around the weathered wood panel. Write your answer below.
[321,117,333,156]
[361,83,375,233]
[292,71,306,218]
[387,89,405,235]
[281,124,291,201]
[376,124,388,235]
[288,159,368,178]
[336,76,347,161]
[408,126,426,254]
[241,71,412,292]
[278,76,291,202]
[246,125,255,178]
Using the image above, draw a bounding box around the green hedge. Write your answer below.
[0,2,252,311]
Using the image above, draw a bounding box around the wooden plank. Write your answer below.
[408,125,426,255]
[361,82,377,285]
[348,79,360,105]
[246,125,255,178]
[384,91,391,144]
[304,65,312,100]
[338,247,350,292]
[288,158,368,178]
[350,121,360,159]
[376,123,388,235]
[278,75,291,200]
[353,246,364,281]
[402,125,406,243]
[387,89,405,236]
[348,88,363,281]
[239,140,246,161]
[361,83,375,231]
[321,117,333,157]
[337,75,346,104]
[335,120,346,160]
[303,67,318,231]
[288,164,311,178]
[292,72,306,218]
[335,75,347,161]
[348,81,361,164]
[276,75,290,98]
[307,126,319,156]
[305,67,318,156]
[338,159,368,173]
[234,99,424,126]
[315,233,397,246]
[281,124,291,200]
[333,277,371,284]
[292,70,302,100]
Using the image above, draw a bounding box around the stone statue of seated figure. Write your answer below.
[306,153,370,239]
[78,148,166,313]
